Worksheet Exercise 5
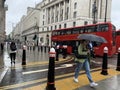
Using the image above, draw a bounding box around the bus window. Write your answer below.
[52,31,55,36]
[112,25,116,46]
[52,31,57,36]
[93,42,102,47]
[57,31,61,35]
[99,24,108,32]
[79,27,85,33]
[62,30,66,35]
[66,29,72,35]
[73,28,79,34]
[94,25,98,32]
[112,25,116,30]
[112,31,116,46]
[61,30,67,35]
[116,31,120,36]
[85,26,95,33]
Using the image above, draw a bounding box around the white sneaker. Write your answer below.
[73,77,78,83]
[90,82,98,87]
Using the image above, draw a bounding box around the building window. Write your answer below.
[48,8,50,24]
[73,22,76,27]
[43,21,44,25]
[42,28,44,31]
[51,26,53,31]
[100,0,103,19]
[73,11,77,18]
[60,9,63,21]
[55,11,59,22]
[59,25,61,29]
[84,21,88,25]
[43,15,45,19]
[47,27,49,31]
[51,14,54,23]
[55,25,57,29]
[43,9,45,12]
[65,7,69,20]
[66,0,69,3]
[64,23,67,28]
[51,6,54,23]
[74,2,77,9]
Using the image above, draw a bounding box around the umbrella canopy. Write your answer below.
[77,34,107,43]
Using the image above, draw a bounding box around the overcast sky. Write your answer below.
[5,0,120,35]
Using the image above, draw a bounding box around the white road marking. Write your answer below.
[0,67,9,83]
[22,64,73,75]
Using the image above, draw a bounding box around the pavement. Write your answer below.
[0,47,120,90]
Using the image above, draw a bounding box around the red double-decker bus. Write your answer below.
[116,30,120,51]
[51,22,116,56]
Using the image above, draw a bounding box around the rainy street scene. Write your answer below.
[0,0,120,90]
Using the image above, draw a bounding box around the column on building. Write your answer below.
[64,0,69,20]
[60,1,63,22]
[51,6,54,23]
[97,0,102,20]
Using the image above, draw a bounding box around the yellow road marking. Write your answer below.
[24,69,120,90]
[1,68,120,90]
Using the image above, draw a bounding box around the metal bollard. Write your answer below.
[38,46,40,51]
[101,47,108,75]
[44,46,47,53]
[41,46,43,52]
[63,45,67,59]
[56,45,59,61]
[116,47,120,71]
[22,45,27,65]
[46,47,56,90]
[48,46,50,52]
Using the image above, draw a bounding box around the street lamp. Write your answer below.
[104,0,108,22]
[92,0,97,24]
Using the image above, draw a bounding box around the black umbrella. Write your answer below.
[77,34,107,43]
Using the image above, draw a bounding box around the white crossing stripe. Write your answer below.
[22,64,73,75]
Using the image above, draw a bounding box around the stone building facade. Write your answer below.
[12,0,112,46]
[0,0,6,43]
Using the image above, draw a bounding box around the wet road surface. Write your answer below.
[0,46,120,90]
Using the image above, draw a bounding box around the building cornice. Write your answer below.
[41,0,63,9]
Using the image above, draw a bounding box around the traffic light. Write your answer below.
[33,34,37,40]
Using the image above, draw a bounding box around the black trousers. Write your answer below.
[10,53,16,62]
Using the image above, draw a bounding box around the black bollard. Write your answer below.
[63,45,67,59]
[22,45,26,65]
[48,46,50,52]
[30,46,31,50]
[56,45,59,61]
[44,46,47,53]
[41,46,43,52]
[116,47,120,71]
[46,47,56,90]
[33,46,35,51]
[101,47,108,75]
[38,46,40,51]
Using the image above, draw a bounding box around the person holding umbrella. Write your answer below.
[74,39,98,87]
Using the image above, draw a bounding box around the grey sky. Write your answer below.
[5,0,42,35]
[111,0,120,29]
[5,0,120,35]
